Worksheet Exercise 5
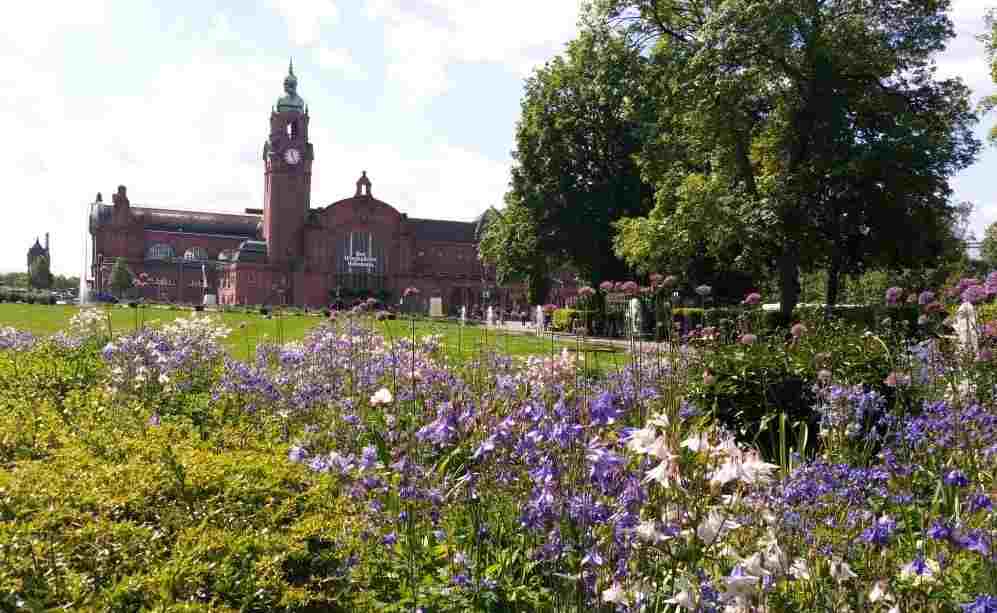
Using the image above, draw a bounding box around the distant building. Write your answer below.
[27,233,50,273]
[88,62,558,311]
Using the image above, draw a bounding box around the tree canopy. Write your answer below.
[109,258,133,298]
[497,26,655,287]
[983,9,997,143]
[28,256,53,290]
[604,0,980,319]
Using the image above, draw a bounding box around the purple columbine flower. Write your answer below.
[969,493,993,513]
[860,515,896,546]
[944,469,970,488]
[885,287,904,305]
[962,595,997,613]
[918,290,936,305]
[288,445,306,463]
[927,521,951,540]
[963,284,988,305]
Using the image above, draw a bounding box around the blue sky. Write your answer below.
[0,0,993,276]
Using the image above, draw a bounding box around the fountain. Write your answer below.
[460,305,466,326]
[79,200,93,304]
[486,305,494,327]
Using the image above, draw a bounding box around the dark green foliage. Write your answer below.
[109,258,134,298]
[607,0,980,318]
[687,320,895,458]
[28,255,53,290]
[502,26,654,285]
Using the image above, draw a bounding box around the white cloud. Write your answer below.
[266,0,340,46]
[0,0,110,56]
[315,46,368,80]
[365,0,583,104]
[936,0,995,101]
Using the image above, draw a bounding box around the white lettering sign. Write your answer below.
[344,254,377,269]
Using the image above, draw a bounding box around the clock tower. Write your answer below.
[262,60,313,267]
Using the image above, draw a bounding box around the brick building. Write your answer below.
[88,63,539,312]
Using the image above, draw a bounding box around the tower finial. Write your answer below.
[289,57,295,77]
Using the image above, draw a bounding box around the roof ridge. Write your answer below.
[131,205,261,218]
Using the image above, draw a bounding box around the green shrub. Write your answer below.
[551,308,579,331]
[687,319,895,459]
[672,307,706,331]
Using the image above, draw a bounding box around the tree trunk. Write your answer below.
[778,246,801,327]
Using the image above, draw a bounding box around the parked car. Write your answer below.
[90,292,119,304]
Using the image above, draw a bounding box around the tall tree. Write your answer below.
[109,258,133,298]
[981,221,997,268]
[506,26,655,286]
[477,199,552,305]
[982,9,997,143]
[28,256,53,290]
[604,0,979,320]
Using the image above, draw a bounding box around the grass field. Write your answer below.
[0,303,629,365]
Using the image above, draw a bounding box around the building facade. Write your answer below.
[89,63,535,312]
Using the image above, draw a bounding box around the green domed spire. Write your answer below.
[276,58,305,114]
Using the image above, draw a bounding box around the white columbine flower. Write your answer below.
[681,431,712,453]
[601,582,628,605]
[697,509,740,545]
[789,558,811,580]
[645,457,680,488]
[665,589,696,611]
[869,580,892,603]
[830,558,857,583]
[626,426,658,455]
[370,387,393,406]
[635,520,664,543]
[647,435,675,460]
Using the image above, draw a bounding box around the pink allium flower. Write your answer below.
[791,323,806,338]
[614,282,626,292]
[743,292,762,305]
[986,272,997,296]
[739,333,757,345]
[622,281,639,295]
[885,287,903,305]
[599,281,614,292]
[578,286,596,298]
[977,349,993,362]
[958,277,982,291]
[962,284,987,304]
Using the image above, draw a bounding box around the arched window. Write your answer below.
[184,246,208,261]
[146,243,174,259]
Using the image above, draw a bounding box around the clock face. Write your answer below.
[284,148,301,165]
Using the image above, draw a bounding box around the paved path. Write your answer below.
[481,320,666,351]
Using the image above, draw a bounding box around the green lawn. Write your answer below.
[0,303,628,365]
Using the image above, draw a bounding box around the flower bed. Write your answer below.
[0,305,996,611]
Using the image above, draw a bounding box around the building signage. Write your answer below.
[344,253,377,269]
